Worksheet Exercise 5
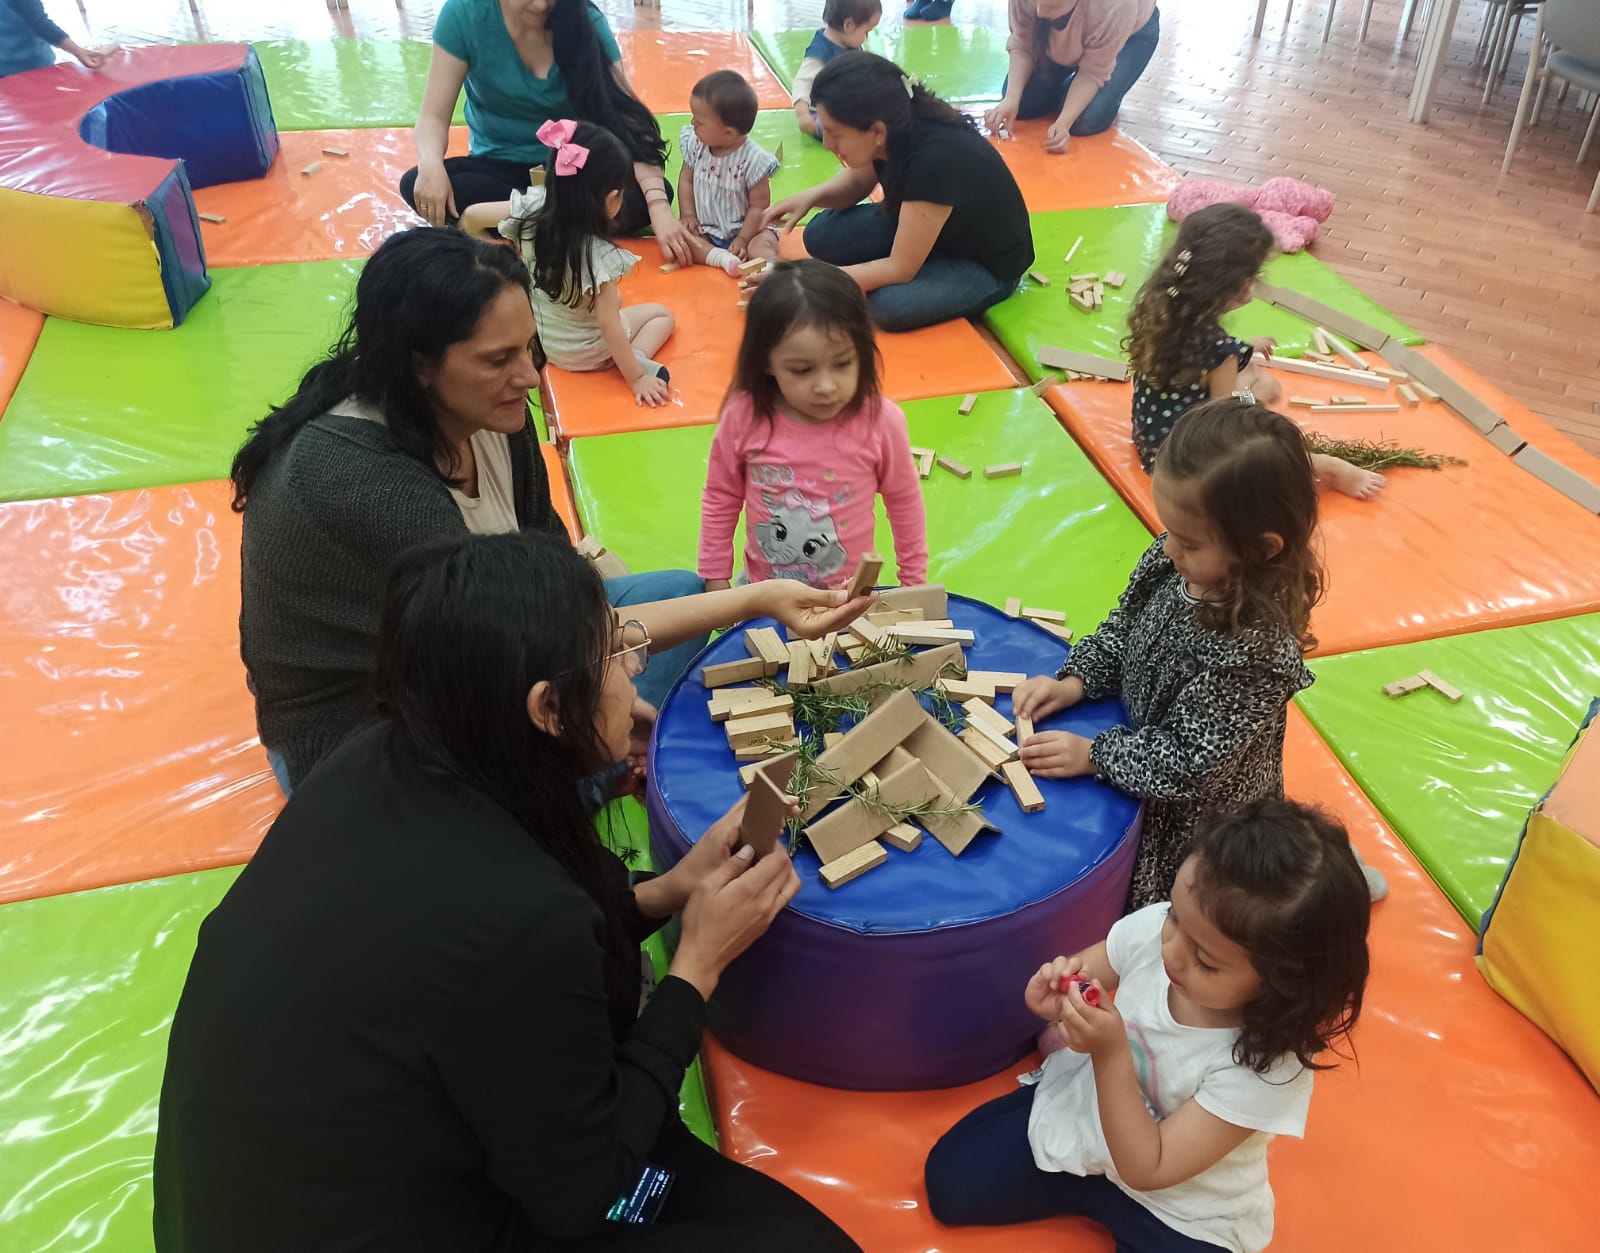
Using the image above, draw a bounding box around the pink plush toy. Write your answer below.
[1166,175,1335,253]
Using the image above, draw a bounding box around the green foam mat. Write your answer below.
[0,868,241,1253]
[254,39,457,131]
[986,205,1424,382]
[0,261,359,503]
[1297,613,1600,925]
[751,26,1006,104]
[657,111,845,204]
[569,388,1151,630]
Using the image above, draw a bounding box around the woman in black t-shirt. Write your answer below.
[763,52,1033,332]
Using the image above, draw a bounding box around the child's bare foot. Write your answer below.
[1313,453,1386,500]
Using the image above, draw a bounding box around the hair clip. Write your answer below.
[901,73,916,98]
[1173,248,1192,277]
[1167,286,1181,298]
[536,118,578,149]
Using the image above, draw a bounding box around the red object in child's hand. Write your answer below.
[1057,976,1102,1006]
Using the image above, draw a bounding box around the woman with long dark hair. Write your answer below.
[155,530,864,1252]
[401,0,696,264]
[762,52,1033,332]
[235,226,869,794]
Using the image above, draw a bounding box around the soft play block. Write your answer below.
[0,867,241,1253]
[0,297,43,417]
[751,25,1006,104]
[1042,348,1600,657]
[544,239,1015,439]
[542,442,578,538]
[1479,706,1600,1093]
[0,483,282,904]
[698,709,1600,1252]
[986,204,1423,379]
[619,31,790,111]
[0,259,359,503]
[1297,613,1600,924]
[657,110,844,203]
[0,45,279,327]
[976,118,1181,212]
[567,388,1150,627]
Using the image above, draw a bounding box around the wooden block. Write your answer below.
[846,551,883,599]
[819,840,887,889]
[1482,423,1527,455]
[1311,327,1332,355]
[964,698,1015,737]
[1398,384,1420,407]
[984,463,1022,479]
[958,393,977,416]
[1382,674,1429,699]
[808,641,966,699]
[739,257,767,275]
[774,141,784,164]
[659,262,681,273]
[1063,235,1082,264]
[741,756,799,856]
[847,617,885,647]
[882,822,923,852]
[1035,345,1128,382]
[1001,761,1045,813]
[725,711,795,749]
[701,656,769,687]
[1268,357,1389,389]
[1029,376,1057,396]
[967,670,1025,693]
[1015,713,1035,743]
[866,607,926,626]
[743,626,788,671]
[1288,396,1320,407]
[321,146,350,157]
[1512,446,1600,514]
[806,758,940,862]
[1003,597,1022,617]
[1372,367,1410,380]
[1021,607,1066,624]
[1417,670,1464,703]
[823,732,844,749]
[903,714,993,803]
[739,749,797,787]
[708,690,791,722]
[1253,282,1390,350]
[1303,352,1337,365]
[799,688,928,818]
[197,212,227,224]
[1029,270,1051,287]
[1308,404,1401,414]
[1329,396,1369,405]
[938,677,994,703]
[1091,283,1103,310]
[883,624,975,647]
[787,641,814,688]
[735,738,798,761]
[916,773,998,856]
[1034,620,1074,642]
[301,161,322,176]
[1104,270,1126,288]
[961,726,1015,769]
[937,455,972,479]
[1069,289,1095,313]
[573,535,631,579]
[917,449,935,479]
[1323,330,1370,371]
[1412,380,1440,402]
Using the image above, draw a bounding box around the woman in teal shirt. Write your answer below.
[402,0,695,264]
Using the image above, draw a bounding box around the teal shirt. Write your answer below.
[433,0,621,166]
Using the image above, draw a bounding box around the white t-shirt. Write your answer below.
[1026,904,1313,1253]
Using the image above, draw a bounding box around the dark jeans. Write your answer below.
[1010,7,1161,134]
[528,1118,861,1251]
[399,154,666,236]
[802,204,1015,332]
[924,1086,1226,1253]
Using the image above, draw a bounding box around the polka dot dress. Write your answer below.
[1131,327,1252,472]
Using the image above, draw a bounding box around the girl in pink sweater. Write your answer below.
[699,260,928,591]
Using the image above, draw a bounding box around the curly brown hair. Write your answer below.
[1155,398,1324,652]
[1124,204,1274,389]
[1187,798,1372,1075]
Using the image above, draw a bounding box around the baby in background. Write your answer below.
[679,71,783,276]
[793,0,883,139]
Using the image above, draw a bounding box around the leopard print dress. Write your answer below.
[1058,539,1314,910]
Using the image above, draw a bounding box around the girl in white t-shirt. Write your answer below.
[463,119,676,408]
[926,798,1372,1253]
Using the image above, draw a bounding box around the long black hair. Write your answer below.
[523,121,634,308]
[372,529,638,1005]
[230,229,533,508]
[810,51,969,215]
[1187,798,1371,1075]
[549,0,667,166]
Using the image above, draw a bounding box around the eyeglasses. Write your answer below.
[605,619,651,678]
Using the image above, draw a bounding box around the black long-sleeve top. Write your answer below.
[153,725,706,1252]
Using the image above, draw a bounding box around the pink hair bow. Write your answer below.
[536,118,588,176]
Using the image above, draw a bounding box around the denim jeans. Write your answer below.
[802,204,1015,332]
[1011,7,1161,134]
[604,568,708,710]
[924,1086,1226,1253]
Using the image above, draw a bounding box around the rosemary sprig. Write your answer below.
[1305,432,1466,472]
[853,637,915,668]
[850,779,981,825]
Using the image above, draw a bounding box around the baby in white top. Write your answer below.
[678,70,781,277]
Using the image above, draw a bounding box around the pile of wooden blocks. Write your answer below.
[1382,670,1463,703]
[1002,598,1072,643]
[699,577,1051,889]
[1035,345,1128,383]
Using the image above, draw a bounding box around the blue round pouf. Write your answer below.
[648,594,1140,1091]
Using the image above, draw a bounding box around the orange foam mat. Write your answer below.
[617,31,790,112]
[542,441,580,540]
[193,127,471,267]
[0,296,44,416]
[968,117,1181,211]
[702,707,1600,1252]
[0,482,281,904]
[1041,348,1600,656]
[546,239,1016,439]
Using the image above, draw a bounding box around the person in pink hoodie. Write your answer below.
[984,0,1161,154]
[699,260,928,592]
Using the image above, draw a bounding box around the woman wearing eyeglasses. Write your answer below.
[233,227,870,795]
[155,529,864,1252]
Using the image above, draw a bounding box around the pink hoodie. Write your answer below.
[1006,0,1157,90]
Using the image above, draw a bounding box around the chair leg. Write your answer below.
[1401,0,1418,38]
[1254,0,1271,39]
[1495,8,1527,82]
[1322,0,1338,45]
[1532,61,1551,124]
[1475,4,1496,63]
[1587,169,1599,213]
[1359,0,1376,41]
[1502,8,1545,173]
[1579,98,1600,165]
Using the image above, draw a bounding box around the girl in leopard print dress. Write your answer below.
[1013,398,1322,910]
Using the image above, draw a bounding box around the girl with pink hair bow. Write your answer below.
[464,120,676,409]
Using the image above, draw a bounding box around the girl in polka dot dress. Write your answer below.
[1124,204,1384,501]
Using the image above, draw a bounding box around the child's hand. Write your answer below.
[1011,674,1083,721]
[1024,955,1087,1022]
[1058,979,1124,1057]
[631,373,671,407]
[1249,336,1277,359]
[1019,730,1095,779]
